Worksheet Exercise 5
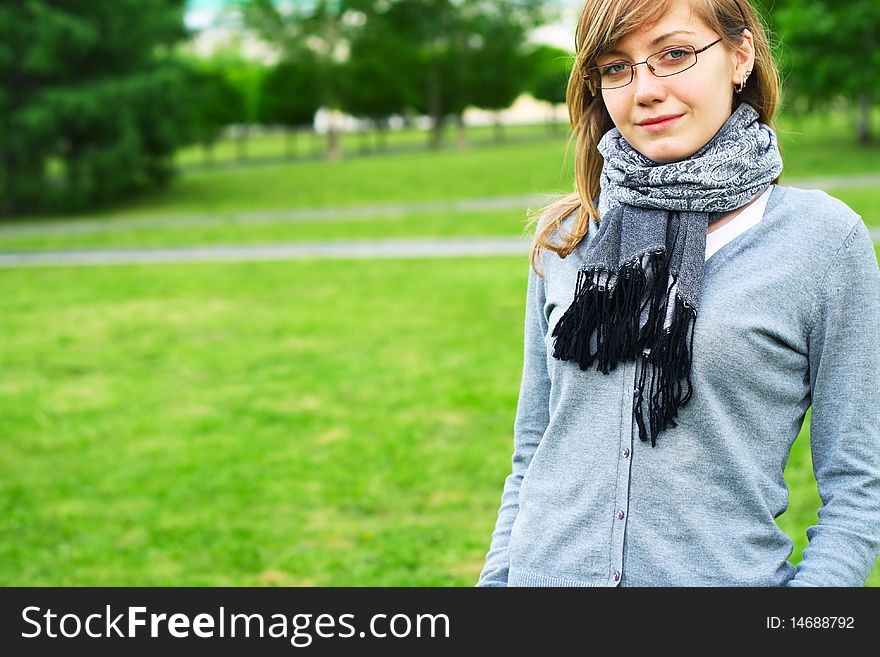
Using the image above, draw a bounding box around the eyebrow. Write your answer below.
[600,30,699,58]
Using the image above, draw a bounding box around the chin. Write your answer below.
[634,140,695,164]
[636,148,678,164]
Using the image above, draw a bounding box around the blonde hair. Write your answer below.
[526,0,782,277]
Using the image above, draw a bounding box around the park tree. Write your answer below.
[460,1,542,143]
[259,56,322,158]
[241,0,551,152]
[338,3,415,153]
[526,45,570,134]
[0,0,190,216]
[383,0,550,149]
[772,0,878,143]
[188,41,270,162]
[379,0,468,149]
[242,0,350,159]
[181,66,246,166]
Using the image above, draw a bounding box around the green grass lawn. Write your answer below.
[0,257,877,586]
[0,258,531,585]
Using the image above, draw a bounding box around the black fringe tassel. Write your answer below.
[551,250,697,447]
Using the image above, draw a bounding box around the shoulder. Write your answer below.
[771,185,870,263]
[536,204,581,233]
[773,185,862,239]
[534,203,592,253]
[528,204,586,282]
[772,185,877,292]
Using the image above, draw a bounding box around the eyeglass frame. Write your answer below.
[582,37,725,93]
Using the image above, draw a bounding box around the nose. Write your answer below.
[631,62,666,104]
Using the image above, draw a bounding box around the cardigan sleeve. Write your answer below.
[786,219,880,586]
[476,258,552,586]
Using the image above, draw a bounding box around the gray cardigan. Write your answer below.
[476,184,880,587]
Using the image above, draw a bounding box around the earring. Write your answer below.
[736,69,752,94]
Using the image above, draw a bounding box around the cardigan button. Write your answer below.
[623,447,630,458]
[612,571,621,582]
[616,510,625,520]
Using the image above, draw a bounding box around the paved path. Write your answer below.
[0,237,534,268]
[2,172,879,239]
[0,195,552,238]
[1,229,878,268]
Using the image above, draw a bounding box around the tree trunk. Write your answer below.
[549,107,559,136]
[455,114,468,148]
[359,122,369,154]
[430,116,445,149]
[285,128,297,160]
[377,120,388,152]
[312,129,321,157]
[857,93,872,145]
[493,111,504,142]
[236,125,249,163]
[326,125,341,160]
[427,55,443,150]
[325,108,341,161]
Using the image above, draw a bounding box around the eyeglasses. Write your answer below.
[583,37,724,91]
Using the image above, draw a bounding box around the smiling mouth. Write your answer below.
[639,115,683,131]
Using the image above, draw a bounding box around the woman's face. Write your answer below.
[597,1,754,163]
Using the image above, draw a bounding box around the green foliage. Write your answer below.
[176,45,268,158]
[463,5,535,112]
[242,0,347,112]
[774,0,878,98]
[340,9,414,121]
[222,60,268,125]
[381,0,469,120]
[183,68,246,147]
[0,0,191,216]
[772,0,879,141]
[260,56,322,127]
[242,0,551,143]
[382,0,547,117]
[526,45,571,106]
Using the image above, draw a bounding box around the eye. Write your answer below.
[601,62,629,76]
[660,48,688,61]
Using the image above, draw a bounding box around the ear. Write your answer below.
[732,28,756,84]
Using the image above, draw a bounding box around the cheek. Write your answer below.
[683,74,732,110]
[601,98,631,135]
[668,78,705,109]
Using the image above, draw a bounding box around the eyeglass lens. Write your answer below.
[594,46,698,89]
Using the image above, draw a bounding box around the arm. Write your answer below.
[786,219,880,586]
[475,259,552,586]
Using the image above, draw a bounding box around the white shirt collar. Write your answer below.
[705,186,773,261]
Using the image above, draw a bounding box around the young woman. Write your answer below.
[476,0,880,587]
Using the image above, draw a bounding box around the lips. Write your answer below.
[638,114,683,131]
[639,113,683,125]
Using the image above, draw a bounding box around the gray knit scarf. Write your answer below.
[551,102,782,447]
